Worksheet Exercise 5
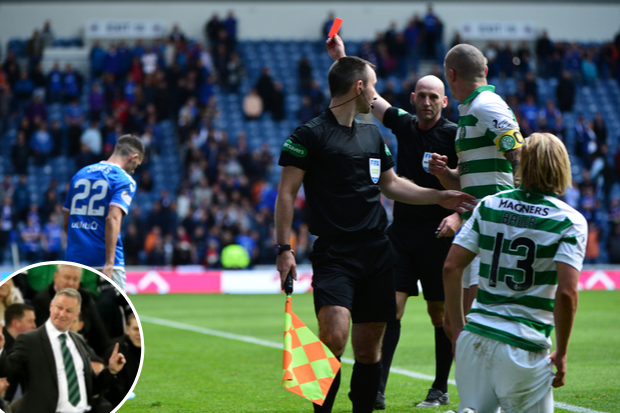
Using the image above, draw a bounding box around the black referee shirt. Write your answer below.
[279,109,395,239]
[383,107,458,225]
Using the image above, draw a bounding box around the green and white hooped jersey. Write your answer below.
[454,188,587,352]
[456,85,523,219]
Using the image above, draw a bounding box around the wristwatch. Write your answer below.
[274,244,292,255]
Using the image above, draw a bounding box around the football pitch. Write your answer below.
[122,291,619,413]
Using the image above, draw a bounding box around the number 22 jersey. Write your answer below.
[63,161,136,268]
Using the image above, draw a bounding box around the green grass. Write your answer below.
[119,291,620,413]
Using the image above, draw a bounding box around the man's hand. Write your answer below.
[438,191,476,213]
[436,212,463,238]
[429,153,449,177]
[326,34,346,61]
[101,263,114,279]
[0,378,9,394]
[276,251,297,291]
[550,351,567,388]
[108,343,126,375]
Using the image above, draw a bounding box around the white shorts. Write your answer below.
[455,331,554,413]
[95,268,127,292]
[462,256,480,288]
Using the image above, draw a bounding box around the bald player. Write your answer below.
[430,43,523,317]
[327,34,460,409]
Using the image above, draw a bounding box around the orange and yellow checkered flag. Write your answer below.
[282,296,341,406]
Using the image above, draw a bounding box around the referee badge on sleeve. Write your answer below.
[422,152,432,173]
[369,158,381,183]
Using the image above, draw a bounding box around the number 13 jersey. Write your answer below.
[63,161,137,268]
[454,188,587,351]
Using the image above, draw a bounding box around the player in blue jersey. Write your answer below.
[63,135,144,291]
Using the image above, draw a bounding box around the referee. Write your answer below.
[275,35,475,413]
[375,76,460,409]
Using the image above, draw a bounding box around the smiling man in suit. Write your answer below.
[0,288,126,413]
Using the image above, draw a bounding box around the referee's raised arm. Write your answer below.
[326,34,391,124]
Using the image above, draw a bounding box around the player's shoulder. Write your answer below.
[547,196,588,228]
[437,116,457,132]
[354,117,380,130]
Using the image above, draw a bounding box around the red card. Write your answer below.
[328,18,343,38]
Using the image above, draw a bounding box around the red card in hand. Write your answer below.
[328,18,343,38]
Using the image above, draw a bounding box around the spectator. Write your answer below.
[585,221,601,264]
[13,71,35,107]
[0,195,15,255]
[593,112,607,147]
[104,313,142,407]
[141,46,158,75]
[123,223,143,265]
[81,119,103,156]
[30,62,47,96]
[272,81,285,121]
[242,88,263,120]
[20,216,41,263]
[46,61,63,103]
[12,175,30,220]
[104,44,121,76]
[322,12,335,38]
[535,30,553,78]
[298,57,313,94]
[90,40,107,78]
[26,30,44,66]
[49,119,63,157]
[169,23,187,44]
[41,213,64,260]
[65,97,85,157]
[30,120,53,165]
[11,131,31,175]
[308,79,326,115]
[298,95,315,124]
[25,93,47,125]
[0,280,25,325]
[423,5,440,58]
[556,70,576,112]
[89,82,105,120]
[40,20,55,47]
[225,51,245,94]
[62,64,82,103]
[223,10,238,45]
[581,51,598,86]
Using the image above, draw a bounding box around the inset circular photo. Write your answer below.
[0,261,144,413]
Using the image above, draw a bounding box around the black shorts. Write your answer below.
[309,235,396,324]
[386,221,453,302]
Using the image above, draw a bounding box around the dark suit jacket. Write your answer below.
[32,284,110,357]
[0,324,115,413]
[2,326,21,402]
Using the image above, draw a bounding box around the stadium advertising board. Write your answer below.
[459,21,535,40]
[125,269,620,294]
[85,19,166,38]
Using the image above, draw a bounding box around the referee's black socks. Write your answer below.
[350,360,382,413]
[432,326,453,394]
[313,356,341,413]
[378,319,401,395]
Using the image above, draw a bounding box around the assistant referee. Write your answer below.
[275,35,475,413]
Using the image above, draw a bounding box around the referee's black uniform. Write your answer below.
[383,107,458,299]
[379,106,458,402]
[279,108,397,324]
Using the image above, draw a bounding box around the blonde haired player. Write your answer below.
[443,133,586,413]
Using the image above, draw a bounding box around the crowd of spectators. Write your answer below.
[1,16,620,266]
[0,264,141,411]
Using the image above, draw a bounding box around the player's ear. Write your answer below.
[410,92,415,106]
[442,95,448,108]
[484,65,489,77]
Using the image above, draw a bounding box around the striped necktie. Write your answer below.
[58,333,81,406]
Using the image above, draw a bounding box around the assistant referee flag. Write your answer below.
[282,296,341,406]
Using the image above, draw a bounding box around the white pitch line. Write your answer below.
[140,315,607,413]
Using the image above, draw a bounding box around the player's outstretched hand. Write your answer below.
[438,190,476,213]
[108,342,126,374]
[277,251,297,291]
[550,351,567,388]
[102,263,114,280]
[326,34,346,61]
[436,212,463,238]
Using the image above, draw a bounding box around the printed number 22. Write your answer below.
[489,233,535,291]
[70,179,109,216]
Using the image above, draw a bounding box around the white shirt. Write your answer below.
[45,320,90,413]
